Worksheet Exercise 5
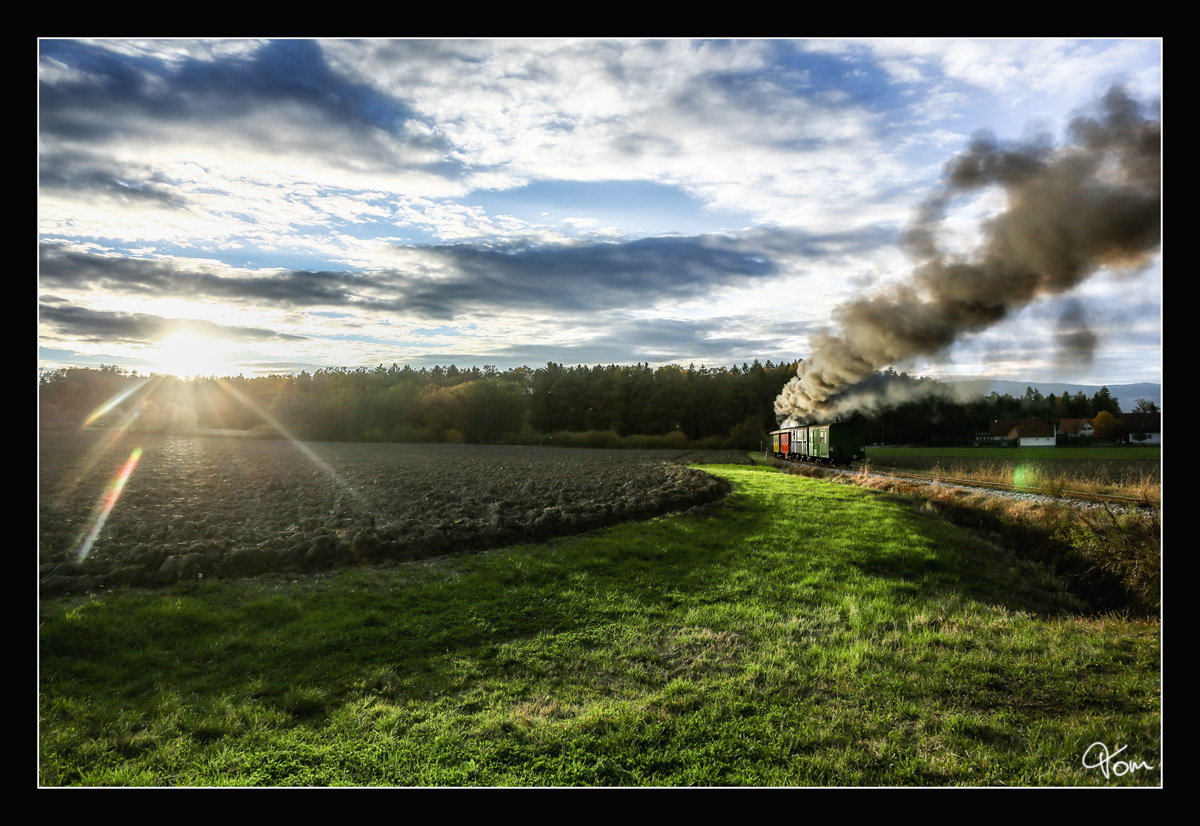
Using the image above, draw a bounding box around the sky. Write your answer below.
[38,38,1162,386]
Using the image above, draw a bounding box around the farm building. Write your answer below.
[1122,412,1161,445]
[1011,422,1055,447]
[1057,418,1094,440]
[979,419,1056,447]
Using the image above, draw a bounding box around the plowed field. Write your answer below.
[39,431,744,595]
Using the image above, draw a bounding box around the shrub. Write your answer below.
[1054,508,1161,615]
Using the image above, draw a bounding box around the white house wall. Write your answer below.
[1019,436,1056,447]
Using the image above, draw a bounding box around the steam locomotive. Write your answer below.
[769,420,866,465]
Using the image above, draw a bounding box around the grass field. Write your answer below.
[39,462,1161,786]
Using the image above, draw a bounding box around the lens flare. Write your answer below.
[1011,465,1037,490]
[215,379,370,509]
[74,447,142,562]
[50,379,158,510]
[82,377,152,429]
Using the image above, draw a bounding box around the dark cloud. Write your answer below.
[39,39,444,168]
[41,235,776,318]
[39,40,156,142]
[39,244,373,307]
[39,150,187,208]
[666,41,905,149]
[381,226,893,320]
[382,234,777,318]
[38,302,306,345]
[41,221,895,332]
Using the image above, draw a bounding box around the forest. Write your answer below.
[37,361,1144,449]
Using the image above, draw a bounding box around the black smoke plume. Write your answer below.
[775,86,1161,424]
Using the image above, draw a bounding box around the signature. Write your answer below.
[1082,742,1155,779]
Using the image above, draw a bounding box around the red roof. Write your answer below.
[1057,418,1092,435]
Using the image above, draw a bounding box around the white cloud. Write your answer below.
[39,39,1161,383]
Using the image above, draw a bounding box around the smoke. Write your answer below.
[775,86,1161,424]
[779,369,952,429]
[1052,299,1099,372]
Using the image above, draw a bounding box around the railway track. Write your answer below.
[764,455,1159,510]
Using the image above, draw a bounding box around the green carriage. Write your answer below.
[770,420,865,465]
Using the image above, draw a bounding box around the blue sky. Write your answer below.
[38,39,1161,387]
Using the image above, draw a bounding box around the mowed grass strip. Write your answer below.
[39,464,1160,786]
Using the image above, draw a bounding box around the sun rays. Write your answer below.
[53,372,369,563]
[151,331,239,380]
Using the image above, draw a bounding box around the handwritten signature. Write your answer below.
[1082,742,1155,779]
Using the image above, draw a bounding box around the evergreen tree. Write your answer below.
[1091,386,1122,416]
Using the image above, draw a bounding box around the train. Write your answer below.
[769,419,866,465]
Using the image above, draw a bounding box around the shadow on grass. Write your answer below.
[838,492,1094,618]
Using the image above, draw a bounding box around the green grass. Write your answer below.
[39,464,1160,786]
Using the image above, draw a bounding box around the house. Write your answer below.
[976,419,1019,445]
[975,423,1009,445]
[1121,412,1161,445]
[978,419,1056,447]
[1012,422,1055,447]
[1057,418,1094,440]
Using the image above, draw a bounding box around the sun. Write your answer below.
[152,331,238,379]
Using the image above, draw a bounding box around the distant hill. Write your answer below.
[946,380,1161,410]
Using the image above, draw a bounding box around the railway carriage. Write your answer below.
[770,420,865,465]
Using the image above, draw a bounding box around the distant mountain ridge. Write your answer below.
[945,380,1161,410]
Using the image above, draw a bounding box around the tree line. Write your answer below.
[848,369,1157,446]
[37,361,795,449]
[38,362,1155,448]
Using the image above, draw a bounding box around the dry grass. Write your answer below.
[864,456,1160,505]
